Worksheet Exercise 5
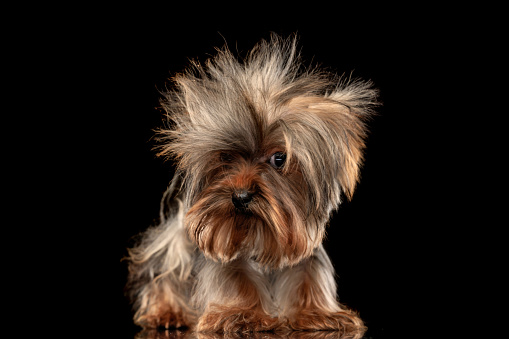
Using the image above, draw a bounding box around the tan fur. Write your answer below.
[127,34,378,335]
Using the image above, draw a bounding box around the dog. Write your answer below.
[127,34,378,335]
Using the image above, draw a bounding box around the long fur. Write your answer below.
[127,34,378,335]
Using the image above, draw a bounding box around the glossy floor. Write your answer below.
[133,329,370,339]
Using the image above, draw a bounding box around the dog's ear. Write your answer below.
[326,79,379,200]
[282,79,378,203]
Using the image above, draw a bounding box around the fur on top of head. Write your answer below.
[156,34,378,215]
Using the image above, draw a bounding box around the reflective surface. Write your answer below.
[135,329,368,339]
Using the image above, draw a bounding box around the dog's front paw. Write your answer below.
[135,305,195,330]
[196,305,283,333]
[288,310,365,335]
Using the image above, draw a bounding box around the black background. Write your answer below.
[89,6,478,339]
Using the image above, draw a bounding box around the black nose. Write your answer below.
[232,190,254,210]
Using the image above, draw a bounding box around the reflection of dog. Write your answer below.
[127,35,377,335]
[138,328,362,339]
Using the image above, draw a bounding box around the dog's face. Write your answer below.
[157,39,376,268]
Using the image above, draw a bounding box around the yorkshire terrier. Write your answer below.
[127,35,378,336]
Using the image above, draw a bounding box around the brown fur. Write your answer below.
[127,34,378,336]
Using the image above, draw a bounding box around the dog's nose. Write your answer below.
[232,190,254,210]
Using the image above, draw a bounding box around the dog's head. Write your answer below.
[157,36,378,268]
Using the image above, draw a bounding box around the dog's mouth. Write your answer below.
[233,206,254,217]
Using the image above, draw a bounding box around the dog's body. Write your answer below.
[127,35,377,335]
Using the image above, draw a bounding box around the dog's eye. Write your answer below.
[269,152,286,169]
[220,152,233,163]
